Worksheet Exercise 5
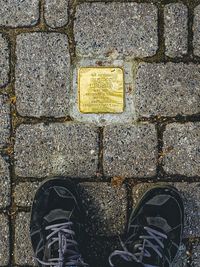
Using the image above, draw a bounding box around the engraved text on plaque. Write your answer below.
[78,67,124,113]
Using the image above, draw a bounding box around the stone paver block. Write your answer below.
[75,3,158,58]
[15,123,99,178]
[192,242,200,267]
[0,0,39,27]
[45,0,69,28]
[135,63,200,117]
[0,214,9,265]
[14,182,41,207]
[193,5,200,56]
[0,95,10,148]
[14,212,36,266]
[0,34,9,87]
[15,33,70,117]
[85,237,120,267]
[71,59,136,125]
[132,182,200,238]
[175,183,200,238]
[163,123,200,177]
[0,156,11,208]
[103,124,157,178]
[78,182,127,236]
[164,4,188,57]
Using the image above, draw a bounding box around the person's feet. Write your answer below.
[30,178,89,267]
[109,185,184,267]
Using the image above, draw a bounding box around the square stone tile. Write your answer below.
[0,95,10,148]
[0,0,39,27]
[14,212,36,266]
[103,124,157,178]
[14,123,99,178]
[0,214,9,265]
[0,156,11,208]
[0,34,9,87]
[74,3,158,58]
[78,182,127,236]
[163,123,200,177]
[15,33,70,117]
[45,0,69,28]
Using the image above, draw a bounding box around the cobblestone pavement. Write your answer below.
[0,0,200,266]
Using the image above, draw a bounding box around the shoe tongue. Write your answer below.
[146,217,171,233]
[44,209,72,223]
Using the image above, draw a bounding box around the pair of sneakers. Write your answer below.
[30,178,184,267]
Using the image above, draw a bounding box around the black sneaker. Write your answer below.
[109,185,184,267]
[30,178,89,267]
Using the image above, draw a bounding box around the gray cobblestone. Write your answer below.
[0,34,9,87]
[85,237,120,267]
[14,212,36,266]
[103,124,157,178]
[163,123,200,177]
[45,0,69,28]
[174,183,200,238]
[164,4,188,57]
[135,63,200,117]
[193,5,200,57]
[74,3,158,58]
[0,95,10,148]
[0,214,9,265]
[79,182,127,236]
[132,182,200,238]
[14,123,99,178]
[0,0,39,27]
[0,156,10,208]
[15,33,70,117]
[192,242,200,267]
[14,182,41,207]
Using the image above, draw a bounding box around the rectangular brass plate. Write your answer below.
[78,67,124,113]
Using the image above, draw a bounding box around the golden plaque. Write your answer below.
[78,67,124,113]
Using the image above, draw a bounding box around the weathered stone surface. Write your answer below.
[0,95,10,148]
[14,212,36,266]
[75,3,158,58]
[0,0,39,27]
[78,182,127,236]
[174,183,200,238]
[71,59,136,125]
[0,34,9,87]
[15,123,99,178]
[0,156,10,208]
[164,4,188,57]
[15,33,70,117]
[0,214,9,265]
[14,182,41,207]
[103,124,157,178]
[163,123,200,177]
[45,0,69,28]
[132,182,200,238]
[135,63,200,117]
[85,237,120,267]
[193,5,200,56]
[192,242,200,266]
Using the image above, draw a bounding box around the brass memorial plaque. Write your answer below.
[78,67,124,113]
